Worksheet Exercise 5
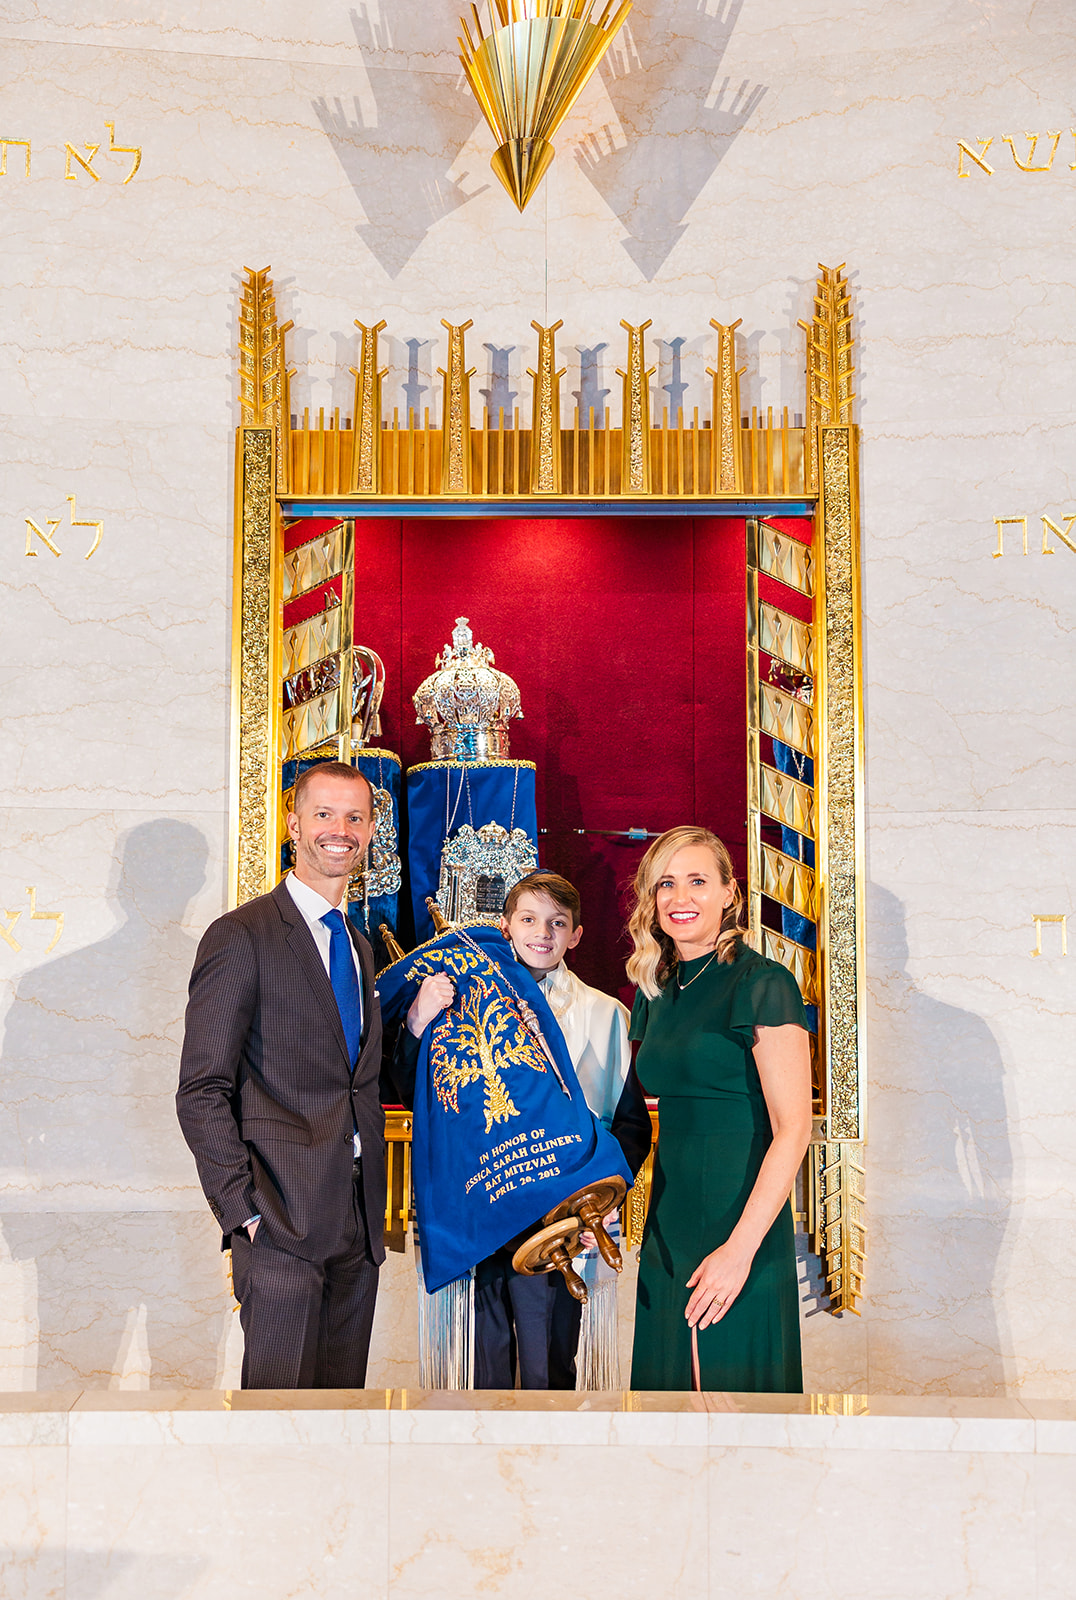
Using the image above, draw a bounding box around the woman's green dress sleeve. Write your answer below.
[628,988,649,1043]
[728,956,808,1040]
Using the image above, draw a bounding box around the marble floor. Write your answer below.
[2,1388,1072,1599]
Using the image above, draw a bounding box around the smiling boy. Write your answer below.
[471,871,651,1389]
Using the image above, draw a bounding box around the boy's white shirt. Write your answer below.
[533,960,631,1131]
[531,958,630,1281]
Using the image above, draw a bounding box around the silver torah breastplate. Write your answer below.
[348,784,402,900]
[436,822,538,924]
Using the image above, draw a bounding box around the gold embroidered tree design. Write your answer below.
[408,940,553,1134]
[426,968,549,1135]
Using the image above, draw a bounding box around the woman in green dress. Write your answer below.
[627,826,812,1391]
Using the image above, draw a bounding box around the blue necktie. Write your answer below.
[321,909,363,1067]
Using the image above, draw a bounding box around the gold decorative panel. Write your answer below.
[283,526,345,601]
[762,930,819,1007]
[809,1139,866,1311]
[743,263,867,1312]
[238,266,293,494]
[231,426,280,906]
[707,318,745,492]
[277,313,812,502]
[529,320,565,494]
[800,262,855,492]
[758,522,815,595]
[285,404,808,499]
[817,425,865,1147]
[760,763,816,838]
[351,320,386,495]
[758,682,814,757]
[762,842,816,920]
[758,602,813,676]
[439,320,475,495]
[281,689,345,763]
[282,606,343,680]
[617,319,653,495]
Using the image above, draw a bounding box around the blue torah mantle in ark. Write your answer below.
[379,924,632,1293]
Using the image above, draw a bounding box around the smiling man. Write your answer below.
[176,761,386,1389]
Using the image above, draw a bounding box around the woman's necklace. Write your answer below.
[676,948,720,989]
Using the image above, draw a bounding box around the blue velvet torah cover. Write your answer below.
[379,924,632,1293]
[404,762,538,944]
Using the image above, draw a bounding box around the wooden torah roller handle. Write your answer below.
[543,1176,628,1272]
[511,1218,588,1303]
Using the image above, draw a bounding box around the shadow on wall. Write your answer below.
[313,4,488,279]
[2,1552,207,1600]
[575,0,767,280]
[0,821,231,1390]
[867,884,1013,1396]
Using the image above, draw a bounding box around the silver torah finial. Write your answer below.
[352,645,385,748]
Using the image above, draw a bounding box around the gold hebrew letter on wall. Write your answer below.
[992,515,1027,557]
[67,495,103,559]
[104,121,142,183]
[25,518,62,558]
[957,138,994,176]
[0,138,31,176]
[1030,914,1067,956]
[1001,131,1061,172]
[25,886,63,952]
[1041,514,1076,554]
[64,141,101,181]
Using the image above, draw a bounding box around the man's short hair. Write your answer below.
[502,871,582,929]
[290,760,374,815]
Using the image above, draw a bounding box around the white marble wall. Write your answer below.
[2,1390,1075,1600]
[1,0,1074,1396]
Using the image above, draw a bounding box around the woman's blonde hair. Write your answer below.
[625,826,746,998]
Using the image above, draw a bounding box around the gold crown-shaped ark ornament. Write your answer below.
[459,0,632,212]
[413,617,523,761]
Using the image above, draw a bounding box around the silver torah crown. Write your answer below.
[413,617,523,762]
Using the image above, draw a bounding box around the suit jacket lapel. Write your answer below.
[272,881,351,1070]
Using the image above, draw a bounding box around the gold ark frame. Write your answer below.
[229,263,866,1315]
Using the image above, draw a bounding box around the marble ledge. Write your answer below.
[2,1389,1074,1454]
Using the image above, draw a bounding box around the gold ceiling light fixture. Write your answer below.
[459,0,632,212]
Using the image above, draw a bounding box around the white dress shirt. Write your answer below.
[536,961,630,1127]
[285,871,365,994]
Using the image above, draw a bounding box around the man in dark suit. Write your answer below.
[177,761,385,1389]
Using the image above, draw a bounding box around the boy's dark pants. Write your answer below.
[473,1245,583,1389]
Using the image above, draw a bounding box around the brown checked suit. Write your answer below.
[177,878,385,1388]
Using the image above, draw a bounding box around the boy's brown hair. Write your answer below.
[502,871,581,929]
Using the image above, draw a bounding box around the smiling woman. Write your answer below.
[625,826,812,1392]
